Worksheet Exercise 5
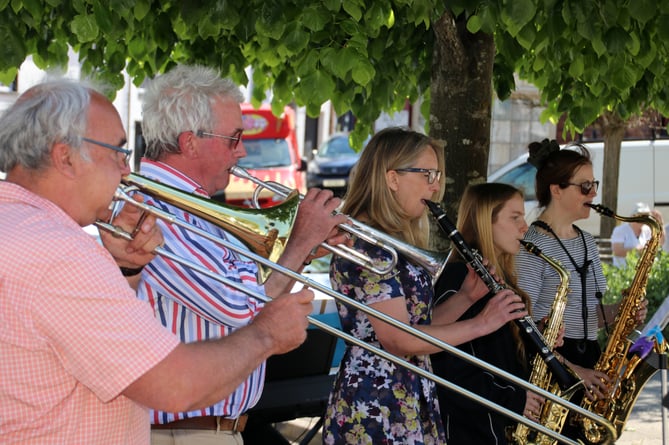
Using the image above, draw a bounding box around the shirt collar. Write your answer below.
[139,159,209,197]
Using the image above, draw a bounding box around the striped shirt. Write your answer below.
[136,160,266,424]
[0,182,179,444]
[516,224,607,341]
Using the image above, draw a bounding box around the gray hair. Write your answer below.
[0,78,92,172]
[141,64,244,160]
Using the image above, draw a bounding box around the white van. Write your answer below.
[488,139,669,237]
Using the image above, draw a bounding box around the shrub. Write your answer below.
[601,249,669,340]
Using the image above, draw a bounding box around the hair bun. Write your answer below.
[527,138,560,168]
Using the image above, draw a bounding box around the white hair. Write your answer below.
[141,64,243,160]
[0,78,93,171]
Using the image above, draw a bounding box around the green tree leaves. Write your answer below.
[0,19,26,83]
[1,0,668,144]
[496,0,669,133]
[499,0,536,38]
[0,0,445,144]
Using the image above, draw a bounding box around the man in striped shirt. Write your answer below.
[0,78,318,444]
[138,65,347,444]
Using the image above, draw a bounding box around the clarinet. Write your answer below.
[424,200,580,391]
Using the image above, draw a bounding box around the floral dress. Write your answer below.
[322,240,445,445]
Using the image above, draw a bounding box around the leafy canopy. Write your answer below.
[1,0,669,144]
[475,0,669,132]
[0,0,448,148]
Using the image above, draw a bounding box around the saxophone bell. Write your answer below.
[577,203,664,443]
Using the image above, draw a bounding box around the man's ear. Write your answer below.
[177,131,197,158]
[50,142,77,178]
[386,169,400,192]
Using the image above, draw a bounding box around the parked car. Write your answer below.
[307,133,364,197]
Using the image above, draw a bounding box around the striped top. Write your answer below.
[137,160,266,424]
[516,224,607,341]
[0,182,179,444]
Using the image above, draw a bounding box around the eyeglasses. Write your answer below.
[82,137,132,166]
[394,168,442,184]
[196,129,243,150]
[561,180,599,195]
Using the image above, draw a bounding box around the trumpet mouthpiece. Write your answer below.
[229,165,250,178]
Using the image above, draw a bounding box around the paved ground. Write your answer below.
[616,371,668,444]
[275,371,669,445]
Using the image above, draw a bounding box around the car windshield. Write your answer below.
[494,162,538,200]
[317,137,356,158]
[238,139,292,169]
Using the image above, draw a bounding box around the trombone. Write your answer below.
[97,175,617,445]
[231,165,449,283]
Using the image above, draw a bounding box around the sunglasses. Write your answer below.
[394,168,442,184]
[561,180,599,195]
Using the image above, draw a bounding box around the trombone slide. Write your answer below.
[97,182,618,445]
[98,219,599,445]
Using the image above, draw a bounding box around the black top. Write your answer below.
[431,262,529,445]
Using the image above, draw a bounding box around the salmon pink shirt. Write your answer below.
[0,182,180,444]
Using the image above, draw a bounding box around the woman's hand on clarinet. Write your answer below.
[460,258,502,304]
[476,289,527,335]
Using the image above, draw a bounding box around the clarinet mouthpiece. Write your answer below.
[423,199,441,215]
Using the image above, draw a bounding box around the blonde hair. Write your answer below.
[342,127,444,249]
[455,182,531,362]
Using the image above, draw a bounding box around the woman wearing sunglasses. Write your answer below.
[516,141,609,393]
[514,140,650,438]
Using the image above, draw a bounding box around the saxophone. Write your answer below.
[578,204,663,443]
[511,240,578,445]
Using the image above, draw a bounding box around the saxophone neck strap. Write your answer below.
[531,220,597,344]
[531,220,589,271]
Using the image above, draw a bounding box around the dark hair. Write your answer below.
[531,142,592,207]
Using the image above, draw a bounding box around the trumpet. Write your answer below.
[230,165,449,283]
[120,173,300,282]
[96,175,617,445]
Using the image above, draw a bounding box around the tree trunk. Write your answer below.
[429,11,494,250]
[599,111,625,239]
